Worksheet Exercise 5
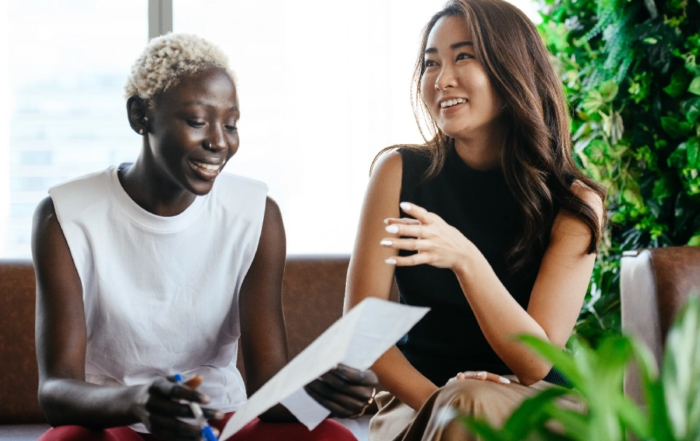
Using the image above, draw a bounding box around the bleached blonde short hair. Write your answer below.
[124,33,236,101]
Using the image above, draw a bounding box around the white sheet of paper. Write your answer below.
[219,297,428,440]
[279,388,329,428]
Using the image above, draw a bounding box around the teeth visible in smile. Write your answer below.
[191,160,220,171]
[440,98,467,109]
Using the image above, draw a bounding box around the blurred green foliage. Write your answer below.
[458,296,700,441]
[537,0,700,344]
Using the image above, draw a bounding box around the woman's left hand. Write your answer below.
[381,202,475,270]
[304,365,378,419]
[447,370,511,385]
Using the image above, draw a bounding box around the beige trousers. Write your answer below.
[369,376,581,441]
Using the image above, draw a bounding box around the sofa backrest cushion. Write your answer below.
[0,256,398,424]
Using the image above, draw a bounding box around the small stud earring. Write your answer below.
[139,129,144,134]
[143,116,148,122]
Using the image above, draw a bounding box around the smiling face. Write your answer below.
[145,66,239,196]
[420,15,503,142]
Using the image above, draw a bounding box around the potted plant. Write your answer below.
[454,295,700,441]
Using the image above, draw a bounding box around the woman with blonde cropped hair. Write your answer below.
[345,1,604,440]
[33,33,376,441]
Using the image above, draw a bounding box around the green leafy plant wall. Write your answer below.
[537,0,700,343]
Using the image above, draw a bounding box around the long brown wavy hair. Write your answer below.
[373,0,606,269]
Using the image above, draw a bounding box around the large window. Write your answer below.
[0,0,538,258]
[1,0,147,257]
[173,0,451,254]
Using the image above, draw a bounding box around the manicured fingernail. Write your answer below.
[499,377,511,384]
[383,218,389,225]
[385,258,396,265]
[385,225,399,234]
[477,371,486,378]
[380,239,392,246]
[400,202,412,211]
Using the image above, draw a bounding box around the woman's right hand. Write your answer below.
[131,376,222,441]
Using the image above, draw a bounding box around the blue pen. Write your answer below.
[174,373,218,441]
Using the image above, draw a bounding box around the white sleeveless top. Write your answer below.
[49,165,268,417]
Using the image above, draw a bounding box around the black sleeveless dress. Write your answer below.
[394,145,567,387]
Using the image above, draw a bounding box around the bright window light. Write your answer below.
[0,0,538,257]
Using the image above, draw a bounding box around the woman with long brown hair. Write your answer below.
[344,0,605,439]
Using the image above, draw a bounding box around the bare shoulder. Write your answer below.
[548,180,604,252]
[263,195,283,225]
[31,195,81,286]
[363,149,403,217]
[32,196,63,250]
[370,149,403,182]
[570,179,604,221]
[254,195,285,258]
[33,196,57,225]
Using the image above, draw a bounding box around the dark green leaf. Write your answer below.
[652,176,673,201]
[661,117,693,139]
[668,142,688,168]
[682,97,700,124]
[686,137,700,168]
[664,69,689,98]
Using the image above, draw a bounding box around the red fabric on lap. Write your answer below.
[37,426,148,441]
[213,412,357,441]
[37,412,357,441]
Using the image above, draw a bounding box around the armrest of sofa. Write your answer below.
[621,250,662,405]
[621,246,700,404]
[0,259,45,424]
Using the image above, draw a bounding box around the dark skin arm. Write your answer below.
[32,197,218,440]
[241,197,377,422]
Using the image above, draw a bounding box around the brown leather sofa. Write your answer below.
[0,256,396,440]
[620,246,700,404]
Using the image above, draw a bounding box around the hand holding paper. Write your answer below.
[219,297,429,440]
[303,364,378,419]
